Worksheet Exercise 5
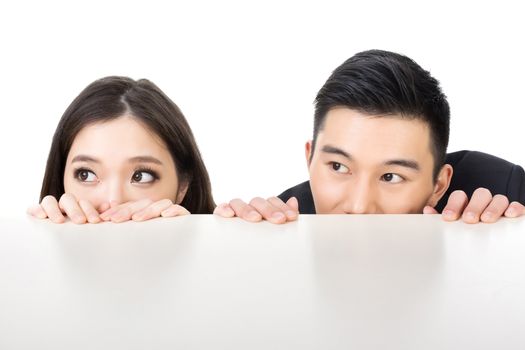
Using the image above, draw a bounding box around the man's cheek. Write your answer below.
[383,192,428,214]
[314,183,345,213]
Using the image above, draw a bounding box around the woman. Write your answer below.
[28,76,215,223]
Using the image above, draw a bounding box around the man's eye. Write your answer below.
[76,169,97,182]
[131,171,156,184]
[381,173,404,183]
[331,162,350,174]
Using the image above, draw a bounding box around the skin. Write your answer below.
[28,116,189,224]
[306,108,452,214]
[215,108,525,223]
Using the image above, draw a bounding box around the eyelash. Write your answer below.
[328,161,350,174]
[73,167,160,183]
[132,166,160,182]
[74,167,96,182]
[381,173,405,183]
[327,163,406,182]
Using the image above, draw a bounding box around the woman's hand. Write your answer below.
[27,193,109,224]
[27,195,189,224]
[99,198,189,223]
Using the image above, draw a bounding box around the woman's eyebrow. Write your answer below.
[71,155,100,163]
[128,156,163,165]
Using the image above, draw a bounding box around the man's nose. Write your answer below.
[343,182,377,214]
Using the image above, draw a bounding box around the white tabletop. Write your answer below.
[1,215,525,350]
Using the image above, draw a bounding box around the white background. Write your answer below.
[1,0,524,218]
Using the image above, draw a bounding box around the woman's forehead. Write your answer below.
[68,116,171,162]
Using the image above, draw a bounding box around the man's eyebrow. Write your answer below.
[384,159,420,171]
[128,156,163,165]
[321,145,353,160]
[71,155,100,163]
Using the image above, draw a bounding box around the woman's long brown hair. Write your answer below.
[40,76,215,213]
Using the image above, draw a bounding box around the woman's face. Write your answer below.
[63,116,185,209]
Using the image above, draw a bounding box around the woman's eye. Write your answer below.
[381,173,404,183]
[131,171,156,184]
[76,169,97,182]
[331,162,350,174]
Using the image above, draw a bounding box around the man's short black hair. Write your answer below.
[313,49,450,181]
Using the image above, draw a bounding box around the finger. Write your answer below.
[132,199,173,221]
[59,193,87,224]
[505,201,525,218]
[249,197,287,224]
[423,205,438,214]
[40,195,65,224]
[100,200,142,221]
[99,205,119,220]
[480,194,509,223]
[462,188,493,224]
[107,199,154,223]
[213,203,235,218]
[229,198,262,222]
[161,204,190,217]
[97,202,110,213]
[99,200,124,219]
[268,196,298,221]
[286,197,299,212]
[27,204,48,219]
[441,190,468,221]
[79,200,102,224]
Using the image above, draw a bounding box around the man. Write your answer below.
[215,50,525,223]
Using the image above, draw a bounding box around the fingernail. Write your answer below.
[90,216,101,223]
[111,213,124,222]
[133,210,146,219]
[272,212,285,221]
[162,207,178,216]
[224,207,235,217]
[464,212,477,222]
[443,209,454,217]
[286,210,297,218]
[247,211,261,221]
[506,208,516,217]
[73,215,85,223]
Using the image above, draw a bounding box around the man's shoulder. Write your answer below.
[278,181,316,214]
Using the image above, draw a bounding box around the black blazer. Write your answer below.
[278,151,525,214]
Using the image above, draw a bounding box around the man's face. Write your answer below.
[307,107,451,214]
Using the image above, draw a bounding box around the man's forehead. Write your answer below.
[316,108,433,162]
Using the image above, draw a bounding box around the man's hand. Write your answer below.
[423,188,525,223]
[214,197,299,224]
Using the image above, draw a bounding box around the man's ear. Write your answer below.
[427,164,453,207]
[176,181,190,205]
[305,140,313,168]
